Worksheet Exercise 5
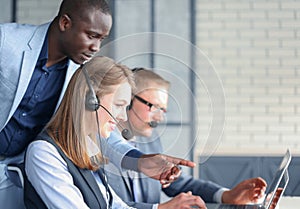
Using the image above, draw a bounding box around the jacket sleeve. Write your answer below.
[162,173,223,203]
[104,131,138,170]
[125,201,155,209]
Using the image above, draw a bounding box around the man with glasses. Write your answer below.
[106,68,267,209]
[132,94,167,129]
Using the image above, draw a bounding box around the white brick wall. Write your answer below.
[0,0,13,22]
[195,0,300,156]
[17,0,61,24]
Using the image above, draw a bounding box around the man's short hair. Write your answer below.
[132,68,170,95]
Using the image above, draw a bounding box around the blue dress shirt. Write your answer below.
[0,34,68,156]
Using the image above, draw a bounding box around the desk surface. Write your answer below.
[206,196,300,209]
[162,193,300,208]
[279,196,300,208]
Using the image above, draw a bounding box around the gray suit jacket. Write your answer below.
[0,22,79,132]
[106,130,223,209]
[0,22,136,167]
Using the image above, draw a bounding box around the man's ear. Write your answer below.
[59,14,72,31]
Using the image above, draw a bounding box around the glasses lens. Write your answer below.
[150,105,166,113]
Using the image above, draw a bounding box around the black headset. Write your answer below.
[81,65,113,208]
[81,64,133,139]
[128,67,144,110]
[128,67,158,128]
[82,65,100,111]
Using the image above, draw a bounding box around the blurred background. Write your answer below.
[1,0,299,201]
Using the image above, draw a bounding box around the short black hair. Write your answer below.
[58,0,111,17]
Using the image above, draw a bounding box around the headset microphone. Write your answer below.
[131,108,158,128]
[99,104,133,140]
[120,128,133,140]
[148,121,158,128]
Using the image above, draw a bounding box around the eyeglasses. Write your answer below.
[134,95,167,113]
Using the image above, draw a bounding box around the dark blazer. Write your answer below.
[106,131,222,209]
[24,132,108,209]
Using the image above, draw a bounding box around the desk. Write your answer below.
[198,156,300,196]
[279,196,300,208]
[206,196,300,209]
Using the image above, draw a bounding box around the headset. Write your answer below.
[82,66,100,111]
[81,64,113,208]
[128,67,158,128]
[82,65,133,140]
[128,68,143,110]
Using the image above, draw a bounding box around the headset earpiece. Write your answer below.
[82,63,133,139]
[82,64,100,111]
[85,90,100,111]
[129,67,144,110]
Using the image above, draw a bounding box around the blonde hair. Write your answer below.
[46,56,134,170]
[132,68,170,95]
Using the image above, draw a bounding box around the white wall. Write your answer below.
[0,0,60,24]
[195,0,300,157]
[0,0,13,23]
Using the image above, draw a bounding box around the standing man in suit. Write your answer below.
[0,0,112,157]
[0,1,112,208]
[0,0,194,208]
[106,68,267,209]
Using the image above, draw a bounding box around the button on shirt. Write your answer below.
[0,34,68,156]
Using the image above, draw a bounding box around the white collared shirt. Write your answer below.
[26,140,135,209]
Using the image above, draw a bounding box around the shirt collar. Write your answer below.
[38,32,69,72]
[38,32,49,63]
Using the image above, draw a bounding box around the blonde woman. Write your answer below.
[24,56,135,209]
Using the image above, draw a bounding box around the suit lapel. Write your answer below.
[123,171,135,201]
[55,60,78,111]
[138,172,147,202]
[43,134,108,209]
[78,168,108,208]
[135,136,162,202]
[7,22,79,120]
[9,23,49,120]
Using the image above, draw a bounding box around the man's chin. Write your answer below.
[142,129,153,138]
[72,56,91,65]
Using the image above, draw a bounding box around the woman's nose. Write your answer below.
[117,108,128,122]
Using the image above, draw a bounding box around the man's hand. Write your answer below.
[267,188,283,209]
[138,153,195,188]
[158,191,207,209]
[222,177,267,204]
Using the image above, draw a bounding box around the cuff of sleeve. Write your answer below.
[214,188,229,203]
[152,203,159,209]
[121,149,144,171]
